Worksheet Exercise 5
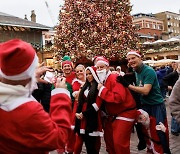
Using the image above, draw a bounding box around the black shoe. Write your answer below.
[171,131,179,136]
[137,141,146,150]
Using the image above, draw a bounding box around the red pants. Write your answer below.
[66,129,76,153]
[74,135,83,154]
[104,118,134,154]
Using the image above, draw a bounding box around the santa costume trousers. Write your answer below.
[103,118,134,154]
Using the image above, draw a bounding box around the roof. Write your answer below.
[133,13,155,18]
[0,12,51,30]
[137,33,154,39]
[155,11,180,16]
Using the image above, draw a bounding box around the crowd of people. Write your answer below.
[0,39,179,154]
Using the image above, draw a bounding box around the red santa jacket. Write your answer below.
[0,88,71,154]
[142,117,169,154]
[98,72,136,119]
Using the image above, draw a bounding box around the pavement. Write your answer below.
[51,99,180,154]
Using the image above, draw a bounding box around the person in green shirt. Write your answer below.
[117,50,171,154]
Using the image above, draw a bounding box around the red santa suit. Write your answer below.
[0,79,71,154]
[66,78,84,153]
[59,61,76,153]
[137,109,170,154]
[71,78,85,128]
[74,66,103,154]
[0,39,72,154]
[98,71,136,154]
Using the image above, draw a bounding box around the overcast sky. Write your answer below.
[0,0,179,27]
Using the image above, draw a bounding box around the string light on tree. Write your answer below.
[54,0,139,62]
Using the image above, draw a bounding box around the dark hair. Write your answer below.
[75,78,98,134]
[77,80,98,112]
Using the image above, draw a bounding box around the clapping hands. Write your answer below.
[76,112,83,120]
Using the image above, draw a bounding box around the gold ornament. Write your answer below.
[82,29,86,34]
[116,12,121,17]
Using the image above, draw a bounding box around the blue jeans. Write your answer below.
[171,117,180,133]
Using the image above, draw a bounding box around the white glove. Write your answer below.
[156,122,166,132]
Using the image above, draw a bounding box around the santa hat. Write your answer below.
[126,50,141,58]
[0,39,38,81]
[136,109,149,122]
[62,60,73,68]
[86,66,100,83]
[93,56,104,64]
[137,109,148,116]
[116,66,121,70]
[95,57,109,66]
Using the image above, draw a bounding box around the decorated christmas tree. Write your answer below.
[54,0,139,62]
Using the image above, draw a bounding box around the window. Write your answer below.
[146,23,150,28]
[153,24,156,29]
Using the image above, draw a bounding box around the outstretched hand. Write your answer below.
[35,62,53,84]
[116,75,130,87]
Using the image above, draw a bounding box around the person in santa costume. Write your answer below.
[136,109,170,154]
[117,50,171,154]
[74,66,103,154]
[66,64,86,153]
[0,39,72,154]
[57,57,75,153]
[95,57,136,154]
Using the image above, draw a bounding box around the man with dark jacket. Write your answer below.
[163,63,180,136]
[156,66,167,98]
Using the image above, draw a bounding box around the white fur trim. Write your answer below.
[116,116,135,122]
[72,91,79,97]
[71,125,75,130]
[72,78,84,85]
[89,131,104,137]
[92,103,99,111]
[79,129,103,137]
[80,129,85,134]
[126,51,141,57]
[0,97,36,111]
[51,88,70,98]
[0,55,38,80]
[138,109,148,115]
[86,67,100,83]
[96,60,109,66]
[98,86,105,96]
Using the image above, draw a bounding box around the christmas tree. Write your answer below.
[54,0,139,62]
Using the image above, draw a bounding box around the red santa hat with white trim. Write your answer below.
[0,39,38,80]
[126,50,142,58]
[95,57,109,66]
[86,66,100,84]
[62,60,73,68]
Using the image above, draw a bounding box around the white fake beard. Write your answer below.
[25,72,37,96]
[96,69,107,84]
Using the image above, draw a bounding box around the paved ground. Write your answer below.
[51,100,180,154]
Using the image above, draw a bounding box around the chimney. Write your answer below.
[30,10,36,22]
[24,14,28,20]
